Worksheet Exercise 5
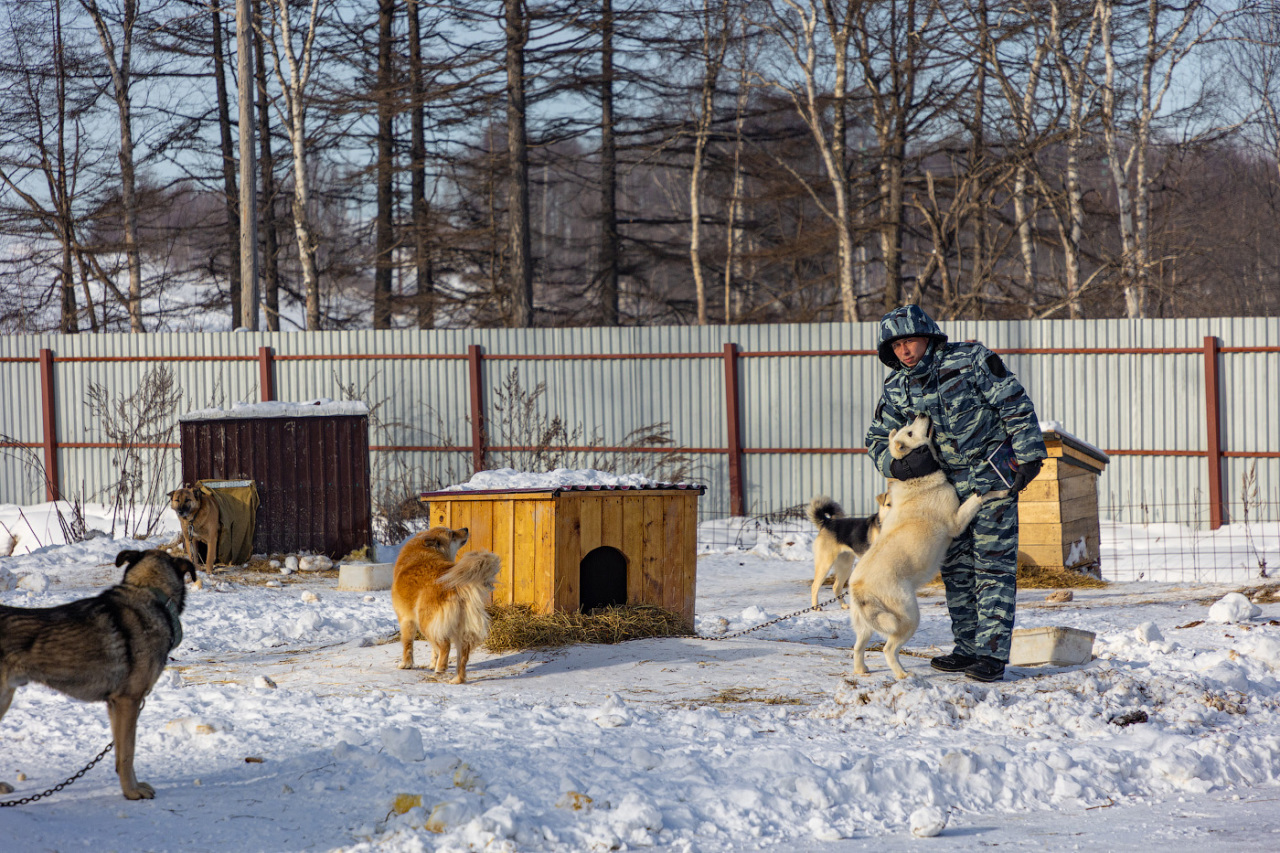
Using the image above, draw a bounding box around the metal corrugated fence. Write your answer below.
[1,319,1276,540]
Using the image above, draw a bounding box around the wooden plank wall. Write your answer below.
[426,490,699,625]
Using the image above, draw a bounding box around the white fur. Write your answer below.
[849,414,1008,679]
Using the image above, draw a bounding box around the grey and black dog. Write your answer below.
[806,494,890,608]
[1,549,197,800]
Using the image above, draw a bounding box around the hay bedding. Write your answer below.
[484,604,689,652]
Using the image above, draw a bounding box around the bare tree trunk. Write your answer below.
[690,0,729,326]
[212,1,243,328]
[237,0,259,329]
[598,0,620,325]
[372,0,395,329]
[54,2,79,333]
[758,0,858,320]
[82,0,144,331]
[505,0,533,327]
[1047,0,1098,318]
[723,58,749,324]
[263,0,323,329]
[255,0,281,331]
[408,0,434,329]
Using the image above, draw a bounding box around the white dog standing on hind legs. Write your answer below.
[848,414,1007,680]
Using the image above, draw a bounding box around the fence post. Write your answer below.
[468,344,486,474]
[723,343,745,517]
[39,348,60,501]
[1203,335,1224,530]
[258,346,276,402]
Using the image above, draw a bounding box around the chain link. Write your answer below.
[696,592,848,641]
[0,742,114,808]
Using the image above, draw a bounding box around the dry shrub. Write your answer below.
[485,603,689,652]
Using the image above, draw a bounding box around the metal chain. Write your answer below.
[691,594,938,660]
[0,742,114,808]
[696,592,848,641]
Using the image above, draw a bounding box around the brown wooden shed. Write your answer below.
[419,484,705,628]
[179,401,373,561]
[1017,428,1109,577]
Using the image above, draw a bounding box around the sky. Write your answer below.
[2,468,1280,852]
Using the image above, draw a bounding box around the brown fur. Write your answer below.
[0,549,197,800]
[169,485,221,572]
[391,527,502,684]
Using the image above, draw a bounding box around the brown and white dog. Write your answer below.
[169,486,220,572]
[391,527,501,684]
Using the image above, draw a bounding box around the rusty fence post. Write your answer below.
[468,344,486,474]
[39,348,60,501]
[723,342,745,517]
[258,346,276,402]
[1203,335,1224,530]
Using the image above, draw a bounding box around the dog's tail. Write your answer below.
[439,551,502,591]
[806,496,845,530]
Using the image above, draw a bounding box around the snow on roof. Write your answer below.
[179,398,369,421]
[1039,420,1109,462]
[433,467,702,494]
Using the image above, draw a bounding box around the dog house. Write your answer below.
[419,484,705,627]
[179,400,373,560]
[1017,427,1109,577]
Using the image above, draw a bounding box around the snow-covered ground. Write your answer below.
[3,483,1280,852]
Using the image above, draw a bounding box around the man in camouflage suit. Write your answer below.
[865,305,1047,682]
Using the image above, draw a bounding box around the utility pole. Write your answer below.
[237,0,260,329]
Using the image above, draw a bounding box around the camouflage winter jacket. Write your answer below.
[865,305,1047,498]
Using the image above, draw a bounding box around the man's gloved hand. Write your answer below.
[1009,458,1043,493]
[889,445,941,480]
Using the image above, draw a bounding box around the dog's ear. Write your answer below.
[875,491,889,507]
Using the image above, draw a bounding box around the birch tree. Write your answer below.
[1097,0,1224,318]
[79,0,145,331]
[259,0,325,329]
[687,0,732,325]
[756,0,862,321]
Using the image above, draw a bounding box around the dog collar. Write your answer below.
[148,587,183,651]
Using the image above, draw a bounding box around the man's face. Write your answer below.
[892,336,930,368]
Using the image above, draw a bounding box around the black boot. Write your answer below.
[964,656,1006,682]
[930,652,980,673]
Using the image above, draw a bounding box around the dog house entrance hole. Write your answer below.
[580,546,628,612]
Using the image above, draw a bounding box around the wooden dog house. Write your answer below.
[1017,428,1109,577]
[419,484,704,627]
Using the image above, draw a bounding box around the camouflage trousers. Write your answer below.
[940,492,1019,662]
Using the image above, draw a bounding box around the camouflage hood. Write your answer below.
[877,305,948,369]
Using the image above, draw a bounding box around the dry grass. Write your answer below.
[484,604,689,652]
[921,564,1107,591]
[705,687,805,706]
[1017,564,1109,589]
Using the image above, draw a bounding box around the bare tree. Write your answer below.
[687,0,732,325]
[1097,0,1227,318]
[79,0,145,331]
[259,0,326,329]
[755,0,862,320]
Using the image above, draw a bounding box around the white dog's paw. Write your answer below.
[986,489,1010,500]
